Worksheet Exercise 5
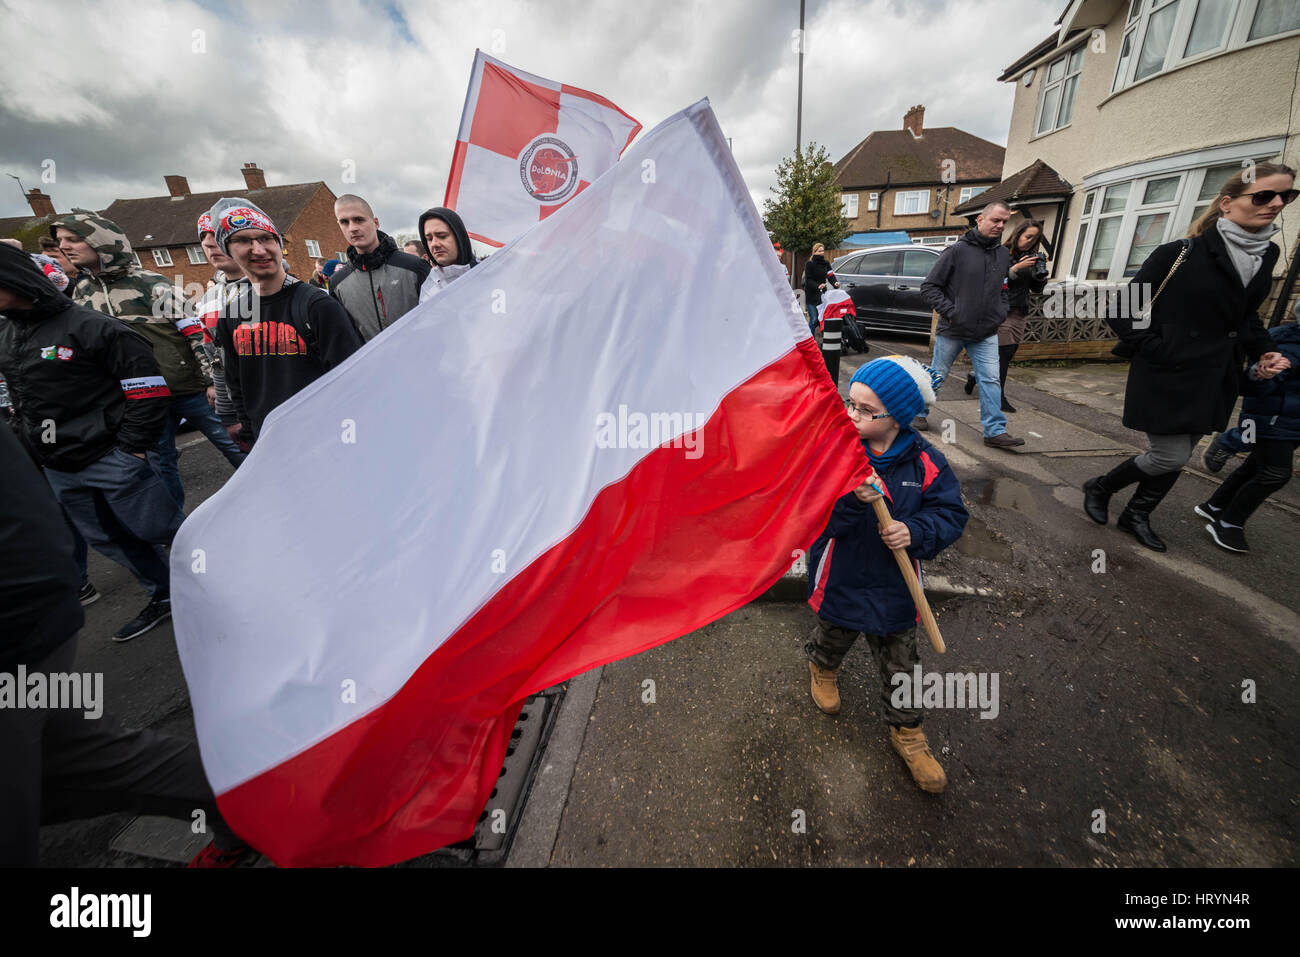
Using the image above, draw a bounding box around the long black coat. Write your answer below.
[1111,226,1278,435]
[801,255,837,307]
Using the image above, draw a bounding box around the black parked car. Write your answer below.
[831,244,946,336]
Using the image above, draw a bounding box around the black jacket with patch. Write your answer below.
[0,245,169,472]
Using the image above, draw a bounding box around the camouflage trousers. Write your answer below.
[805,617,921,727]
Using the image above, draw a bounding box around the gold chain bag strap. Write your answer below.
[1134,237,1192,329]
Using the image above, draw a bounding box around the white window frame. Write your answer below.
[129,251,141,267]
[186,245,206,264]
[959,185,989,204]
[893,189,930,216]
[305,239,322,257]
[867,192,879,211]
[1112,0,1300,94]
[1033,43,1086,137]
[151,248,172,267]
[1068,151,1275,280]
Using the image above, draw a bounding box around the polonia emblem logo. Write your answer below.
[518,135,579,204]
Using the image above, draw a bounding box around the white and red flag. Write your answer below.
[172,99,870,867]
[443,50,641,247]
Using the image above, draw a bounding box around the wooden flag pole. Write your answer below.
[869,496,946,654]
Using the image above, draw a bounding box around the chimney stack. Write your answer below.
[241,163,267,191]
[25,188,55,218]
[165,174,191,197]
[904,104,925,137]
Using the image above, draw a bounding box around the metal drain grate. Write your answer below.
[110,687,564,868]
[404,684,564,867]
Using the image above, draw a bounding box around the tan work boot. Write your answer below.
[808,660,840,714]
[890,724,947,793]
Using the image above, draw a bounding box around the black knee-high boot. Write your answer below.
[1082,457,1147,525]
[1117,470,1181,552]
[998,344,1018,412]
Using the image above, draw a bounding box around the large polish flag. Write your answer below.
[171,99,871,867]
[444,50,641,247]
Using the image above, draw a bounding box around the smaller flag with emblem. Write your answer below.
[444,50,641,248]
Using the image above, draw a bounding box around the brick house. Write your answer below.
[979,0,1299,319]
[2,166,344,296]
[0,188,67,250]
[832,105,1005,249]
[101,164,343,293]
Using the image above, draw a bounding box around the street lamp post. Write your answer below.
[796,0,805,153]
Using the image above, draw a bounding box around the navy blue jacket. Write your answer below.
[807,434,968,635]
[1239,324,1300,442]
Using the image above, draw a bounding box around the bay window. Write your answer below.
[1069,152,1275,280]
[1113,0,1300,93]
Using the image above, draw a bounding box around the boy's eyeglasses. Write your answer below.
[844,398,893,420]
[1244,189,1299,206]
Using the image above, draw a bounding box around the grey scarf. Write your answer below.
[1216,217,1278,286]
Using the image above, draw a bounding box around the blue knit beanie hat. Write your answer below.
[849,355,939,424]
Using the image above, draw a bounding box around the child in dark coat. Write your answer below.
[805,355,969,792]
[1198,321,1299,553]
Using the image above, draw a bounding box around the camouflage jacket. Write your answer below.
[56,209,212,395]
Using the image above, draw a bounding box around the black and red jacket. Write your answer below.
[0,245,169,472]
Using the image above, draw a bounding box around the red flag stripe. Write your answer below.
[216,338,869,866]
[443,139,469,210]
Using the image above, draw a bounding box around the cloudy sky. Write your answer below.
[1,0,1062,239]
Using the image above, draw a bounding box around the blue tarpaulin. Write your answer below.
[841,231,911,247]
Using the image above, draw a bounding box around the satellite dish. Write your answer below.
[929,209,941,219]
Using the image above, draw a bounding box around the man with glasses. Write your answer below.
[918,201,1025,449]
[209,198,363,446]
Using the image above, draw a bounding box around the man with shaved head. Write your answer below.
[328,193,429,342]
[918,200,1024,449]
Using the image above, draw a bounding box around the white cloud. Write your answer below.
[0,0,1060,235]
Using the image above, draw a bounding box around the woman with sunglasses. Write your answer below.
[1083,162,1295,552]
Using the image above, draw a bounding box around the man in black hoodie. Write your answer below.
[0,244,184,642]
[919,201,1025,449]
[417,206,478,303]
[329,194,430,342]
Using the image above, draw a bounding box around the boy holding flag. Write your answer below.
[805,356,968,792]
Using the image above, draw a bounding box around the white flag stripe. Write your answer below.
[456,144,538,240]
[174,100,807,792]
[555,91,636,175]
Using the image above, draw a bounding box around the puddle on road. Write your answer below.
[973,477,1041,516]
[954,515,1013,562]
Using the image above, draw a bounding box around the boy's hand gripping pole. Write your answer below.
[862,468,946,654]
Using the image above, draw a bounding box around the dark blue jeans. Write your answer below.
[1216,426,1247,454]
[45,447,184,599]
[61,507,88,587]
[157,391,245,508]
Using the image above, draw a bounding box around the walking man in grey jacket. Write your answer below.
[329,194,430,342]
[919,201,1024,448]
